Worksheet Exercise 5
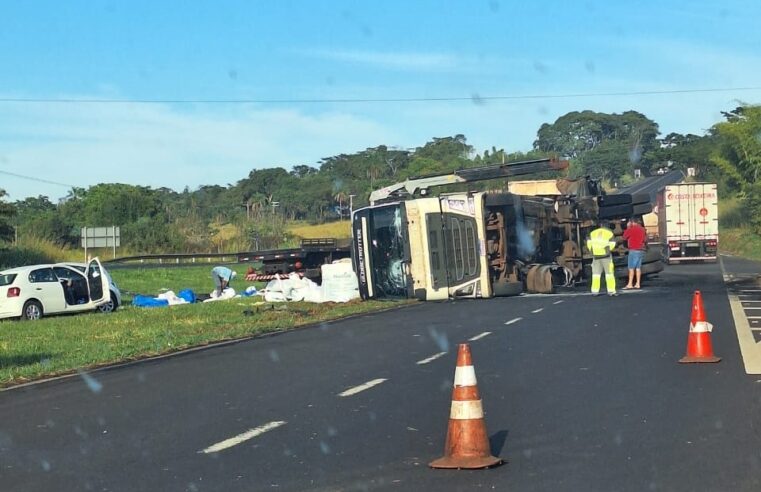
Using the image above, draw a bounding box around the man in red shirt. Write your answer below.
[622,217,647,289]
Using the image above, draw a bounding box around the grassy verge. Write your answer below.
[1,266,414,387]
[108,265,249,299]
[719,226,761,262]
[287,220,351,239]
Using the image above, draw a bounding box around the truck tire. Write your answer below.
[598,203,634,219]
[598,194,632,206]
[632,203,653,215]
[640,261,664,275]
[631,193,651,205]
[492,281,523,297]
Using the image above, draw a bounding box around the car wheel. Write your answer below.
[97,291,119,313]
[21,300,43,320]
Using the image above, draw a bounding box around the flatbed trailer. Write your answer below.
[238,238,351,280]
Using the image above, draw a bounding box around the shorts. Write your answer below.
[628,250,645,269]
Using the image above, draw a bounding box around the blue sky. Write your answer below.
[1,0,760,201]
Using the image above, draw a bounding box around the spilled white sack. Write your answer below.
[262,261,359,303]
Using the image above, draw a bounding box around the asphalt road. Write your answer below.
[2,260,761,491]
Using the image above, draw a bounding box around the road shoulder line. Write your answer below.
[721,256,761,374]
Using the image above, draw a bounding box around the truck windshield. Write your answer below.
[367,204,409,297]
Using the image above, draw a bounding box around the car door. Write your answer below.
[27,267,67,314]
[85,258,110,308]
[52,265,89,308]
[53,259,110,312]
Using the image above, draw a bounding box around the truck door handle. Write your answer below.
[35,288,42,291]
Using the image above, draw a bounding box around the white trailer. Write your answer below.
[658,183,719,263]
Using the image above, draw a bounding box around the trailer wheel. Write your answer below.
[631,193,651,205]
[632,202,653,215]
[492,281,523,297]
[598,194,632,206]
[598,203,634,219]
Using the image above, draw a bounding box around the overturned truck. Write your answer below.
[351,158,663,300]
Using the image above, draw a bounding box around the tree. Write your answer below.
[534,110,660,182]
[0,190,16,243]
[710,105,761,232]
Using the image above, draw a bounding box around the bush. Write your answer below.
[719,196,746,229]
[0,247,55,269]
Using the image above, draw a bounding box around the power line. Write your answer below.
[1,86,760,105]
[0,170,75,188]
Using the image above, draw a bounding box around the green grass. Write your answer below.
[0,266,414,387]
[718,196,761,262]
[719,227,761,262]
[109,265,248,299]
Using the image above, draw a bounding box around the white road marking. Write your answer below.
[722,255,761,374]
[744,307,761,310]
[416,352,447,365]
[553,300,564,305]
[748,316,761,320]
[504,317,523,325]
[740,290,761,293]
[468,331,492,341]
[531,308,544,314]
[338,378,387,397]
[200,421,286,454]
[728,291,761,374]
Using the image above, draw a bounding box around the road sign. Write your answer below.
[81,226,120,259]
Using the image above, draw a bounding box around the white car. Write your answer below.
[65,262,122,313]
[0,258,113,320]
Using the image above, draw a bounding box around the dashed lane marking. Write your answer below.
[468,331,492,341]
[504,317,522,325]
[199,421,287,454]
[722,256,761,374]
[416,352,447,365]
[338,378,387,397]
[531,308,544,314]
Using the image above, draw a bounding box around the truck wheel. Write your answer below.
[598,203,634,219]
[598,194,632,206]
[492,281,523,297]
[641,261,664,275]
[631,193,651,205]
[632,203,653,215]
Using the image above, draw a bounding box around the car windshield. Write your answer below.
[0,273,17,286]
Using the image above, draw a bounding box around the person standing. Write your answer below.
[211,265,236,297]
[586,222,618,296]
[622,217,647,289]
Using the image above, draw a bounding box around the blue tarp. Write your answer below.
[178,289,196,303]
[132,295,169,308]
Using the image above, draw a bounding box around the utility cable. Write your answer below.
[1,86,760,105]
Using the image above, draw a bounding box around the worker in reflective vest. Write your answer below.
[586,222,618,296]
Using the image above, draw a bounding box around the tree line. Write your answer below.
[1,105,759,255]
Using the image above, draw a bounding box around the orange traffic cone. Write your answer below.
[430,344,502,469]
[679,290,721,363]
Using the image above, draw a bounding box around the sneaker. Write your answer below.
[592,293,600,297]
[608,292,619,297]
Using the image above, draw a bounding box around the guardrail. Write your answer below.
[104,252,245,268]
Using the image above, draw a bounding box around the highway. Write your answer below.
[1,258,760,491]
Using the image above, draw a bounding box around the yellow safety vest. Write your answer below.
[587,227,616,258]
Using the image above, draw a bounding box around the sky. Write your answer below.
[1,0,760,201]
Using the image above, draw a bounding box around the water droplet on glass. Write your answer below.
[78,370,103,394]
